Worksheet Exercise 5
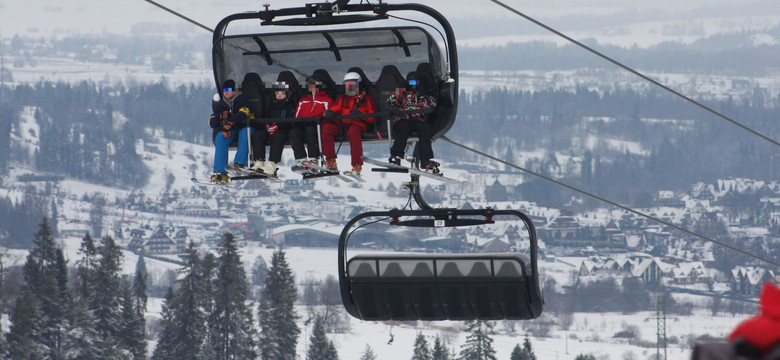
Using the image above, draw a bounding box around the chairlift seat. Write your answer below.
[338,209,544,321]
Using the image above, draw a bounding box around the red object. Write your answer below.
[729,282,780,352]
[320,94,377,166]
[321,122,364,166]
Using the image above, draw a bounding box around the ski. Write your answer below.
[302,161,355,182]
[225,164,284,183]
[292,164,329,181]
[291,164,313,176]
[361,156,459,183]
[191,177,235,188]
[342,171,366,182]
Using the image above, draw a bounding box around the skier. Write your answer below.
[321,71,377,176]
[294,76,331,169]
[386,72,439,173]
[209,79,254,183]
[253,81,305,176]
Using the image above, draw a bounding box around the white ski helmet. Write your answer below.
[344,71,361,83]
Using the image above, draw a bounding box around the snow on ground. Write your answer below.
[129,246,747,360]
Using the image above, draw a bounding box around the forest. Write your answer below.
[0,219,549,360]
[0,76,777,212]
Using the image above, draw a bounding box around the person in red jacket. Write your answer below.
[321,72,377,175]
[294,76,332,167]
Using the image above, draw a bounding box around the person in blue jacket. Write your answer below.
[209,79,254,183]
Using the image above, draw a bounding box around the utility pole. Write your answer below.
[655,290,667,360]
[645,283,676,360]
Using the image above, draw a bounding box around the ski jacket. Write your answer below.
[266,97,297,129]
[386,92,436,122]
[209,95,252,129]
[327,94,377,132]
[295,91,333,121]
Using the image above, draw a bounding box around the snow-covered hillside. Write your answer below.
[0,125,753,359]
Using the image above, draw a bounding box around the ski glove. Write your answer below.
[221,119,235,132]
[266,123,278,135]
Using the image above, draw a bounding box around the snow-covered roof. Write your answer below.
[731,266,775,285]
[272,222,342,236]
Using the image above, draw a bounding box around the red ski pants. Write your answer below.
[321,122,364,166]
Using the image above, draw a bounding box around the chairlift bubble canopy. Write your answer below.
[338,208,544,321]
[211,2,458,142]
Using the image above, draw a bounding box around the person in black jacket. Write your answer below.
[252,81,306,175]
[209,79,254,183]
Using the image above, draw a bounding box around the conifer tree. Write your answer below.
[7,288,46,360]
[574,355,596,360]
[510,336,536,360]
[259,249,300,360]
[251,255,268,289]
[510,344,523,360]
[68,231,104,360]
[91,236,123,344]
[249,255,268,300]
[152,287,177,360]
[15,218,71,359]
[119,282,147,359]
[307,316,339,360]
[432,335,450,360]
[76,232,98,300]
[458,320,497,360]
[360,344,377,360]
[171,242,210,360]
[521,336,536,360]
[211,233,257,359]
[134,255,148,312]
[201,252,218,359]
[412,332,432,360]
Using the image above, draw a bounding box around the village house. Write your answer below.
[730,266,776,297]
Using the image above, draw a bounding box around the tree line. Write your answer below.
[449,85,779,208]
[0,218,633,359]
[459,24,780,75]
[0,218,147,359]
[1,73,777,208]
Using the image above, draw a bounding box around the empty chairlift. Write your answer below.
[339,208,544,321]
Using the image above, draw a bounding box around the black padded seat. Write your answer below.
[276,70,302,103]
[312,69,337,99]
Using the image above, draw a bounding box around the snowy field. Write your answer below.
[137,245,749,360]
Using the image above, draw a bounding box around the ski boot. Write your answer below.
[210,172,230,184]
[388,156,402,166]
[262,162,278,176]
[323,157,338,172]
[250,160,265,173]
[421,160,440,174]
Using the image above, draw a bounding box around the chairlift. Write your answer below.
[210,1,458,148]
[338,208,544,321]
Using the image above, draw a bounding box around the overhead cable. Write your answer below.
[144,0,214,33]
[441,135,780,268]
[488,0,780,148]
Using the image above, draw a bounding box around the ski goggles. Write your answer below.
[408,79,418,86]
[222,87,234,92]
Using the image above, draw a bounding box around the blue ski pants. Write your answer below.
[213,127,254,173]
